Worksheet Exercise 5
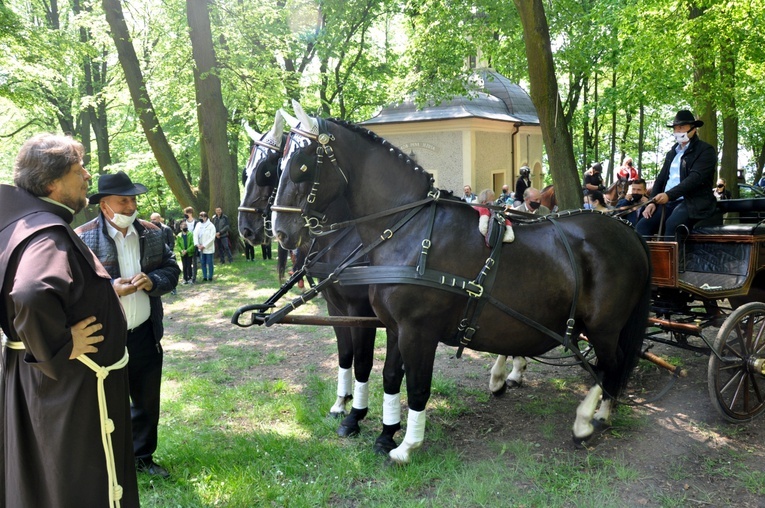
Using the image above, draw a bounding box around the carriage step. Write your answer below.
[647,317,702,335]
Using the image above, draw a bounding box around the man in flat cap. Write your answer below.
[637,110,717,239]
[76,171,180,479]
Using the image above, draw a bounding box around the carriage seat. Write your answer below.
[692,223,765,237]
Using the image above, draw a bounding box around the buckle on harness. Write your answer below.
[460,325,476,346]
[466,283,483,299]
[380,229,393,241]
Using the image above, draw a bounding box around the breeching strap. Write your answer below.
[4,339,128,508]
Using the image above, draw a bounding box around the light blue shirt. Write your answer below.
[665,143,688,195]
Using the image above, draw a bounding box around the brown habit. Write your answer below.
[0,184,139,507]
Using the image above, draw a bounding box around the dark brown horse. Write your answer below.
[238,111,386,441]
[272,102,652,464]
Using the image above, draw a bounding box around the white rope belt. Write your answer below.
[5,339,129,508]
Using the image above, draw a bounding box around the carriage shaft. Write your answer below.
[274,315,384,328]
[647,317,702,335]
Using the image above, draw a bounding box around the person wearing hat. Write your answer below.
[0,134,140,507]
[514,165,531,207]
[636,110,717,239]
[76,171,180,479]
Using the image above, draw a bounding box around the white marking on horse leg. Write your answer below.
[330,367,353,415]
[572,385,603,440]
[506,357,527,387]
[352,381,369,410]
[593,398,613,424]
[382,393,401,426]
[489,355,508,393]
[389,409,426,464]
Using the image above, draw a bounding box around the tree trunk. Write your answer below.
[186,0,239,238]
[101,0,198,208]
[720,40,738,197]
[690,3,717,150]
[514,0,580,211]
[638,102,645,176]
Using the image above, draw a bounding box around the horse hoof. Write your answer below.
[337,423,360,438]
[373,437,397,455]
[571,433,592,449]
[591,419,612,433]
[506,379,522,389]
[328,410,346,418]
[491,383,508,397]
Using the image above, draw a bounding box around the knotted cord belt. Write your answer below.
[5,339,129,508]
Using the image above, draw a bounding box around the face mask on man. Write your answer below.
[528,201,541,210]
[632,194,643,201]
[673,131,691,144]
[105,203,137,229]
[181,227,188,233]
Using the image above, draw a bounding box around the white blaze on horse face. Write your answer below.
[292,99,318,134]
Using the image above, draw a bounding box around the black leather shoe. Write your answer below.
[136,459,170,479]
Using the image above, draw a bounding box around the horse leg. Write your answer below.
[329,326,353,418]
[388,334,439,464]
[489,355,508,395]
[592,398,614,432]
[506,356,527,388]
[373,329,404,455]
[338,326,376,438]
[572,384,602,444]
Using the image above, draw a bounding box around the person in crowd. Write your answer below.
[0,133,140,507]
[583,162,605,194]
[476,189,514,244]
[514,187,551,215]
[76,171,180,480]
[176,222,196,283]
[260,238,272,260]
[461,185,478,203]
[152,212,177,294]
[514,166,531,207]
[211,206,234,264]
[584,189,610,212]
[194,210,216,281]
[497,184,513,205]
[615,178,649,228]
[713,177,731,200]
[617,158,639,182]
[636,110,716,239]
[182,206,199,282]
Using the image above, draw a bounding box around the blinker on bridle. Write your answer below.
[238,136,283,215]
[271,122,348,234]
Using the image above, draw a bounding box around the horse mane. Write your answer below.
[329,119,439,192]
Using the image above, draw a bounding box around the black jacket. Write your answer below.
[651,134,717,220]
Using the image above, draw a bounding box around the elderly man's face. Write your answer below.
[101,194,137,219]
[525,191,541,206]
[48,161,91,213]
[463,186,472,195]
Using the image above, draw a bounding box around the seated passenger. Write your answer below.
[615,178,649,228]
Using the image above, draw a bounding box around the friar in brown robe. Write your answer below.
[0,170,139,504]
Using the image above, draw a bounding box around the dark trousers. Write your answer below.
[126,320,163,461]
[216,237,233,263]
[244,242,255,260]
[635,200,696,240]
[181,255,193,282]
[191,251,198,282]
[261,243,272,260]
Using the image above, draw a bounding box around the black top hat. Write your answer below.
[88,171,147,204]
[667,110,704,128]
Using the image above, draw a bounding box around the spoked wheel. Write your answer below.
[707,302,765,422]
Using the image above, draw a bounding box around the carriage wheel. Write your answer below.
[707,302,765,422]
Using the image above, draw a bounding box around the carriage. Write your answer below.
[233,104,765,464]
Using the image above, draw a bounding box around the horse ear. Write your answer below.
[280,108,300,130]
[242,120,261,142]
[272,110,285,140]
[292,99,318,134]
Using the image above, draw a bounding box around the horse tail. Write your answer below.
[277,243,289,281]
[615,235,652,394]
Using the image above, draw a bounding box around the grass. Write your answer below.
[136,252,765,507]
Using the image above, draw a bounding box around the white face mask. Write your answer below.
[106,203,137,229]
[673,131,691,144]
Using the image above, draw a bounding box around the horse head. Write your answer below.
[238,110,286,246]
[272,100,350,250]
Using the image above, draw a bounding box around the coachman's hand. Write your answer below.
[70,316,104,359]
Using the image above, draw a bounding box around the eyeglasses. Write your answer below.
[717,184,725,188]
